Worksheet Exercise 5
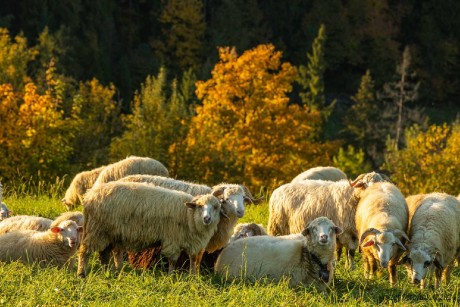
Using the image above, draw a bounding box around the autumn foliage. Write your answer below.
[179,44,339,189]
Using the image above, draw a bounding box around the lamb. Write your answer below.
[0,220,82,268]
[228,222,268,243]
[91,156,169,189]
[77,182,223,277]
[215,217,342,291]
[0,211,84,235]
[400,193,460,288]
[356,182,409,286]
[291,166,347,183]
[267,172,389,270]
[61,165,106,210]
[128,183,251,271]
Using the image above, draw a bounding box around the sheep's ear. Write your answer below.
[434,250,445,268]
[334,226,343,235]
[185,202,197,209]
[301,227,310,237]
[77,226,84,232]
[61,198,66,203]
[50,227,62,233]
[362,240,374,247]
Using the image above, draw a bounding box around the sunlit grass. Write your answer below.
[1,185,459,306]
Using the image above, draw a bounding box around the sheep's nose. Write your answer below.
[203,216,211,224]
[413,278,421,284]
[380,261,388,268]
[236,210,244,218]
[320,234,328,242]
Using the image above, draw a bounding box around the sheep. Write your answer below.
[228,223,268,243]
[215,217,342,291]
[0,182,11,220]
[61,165,106,210]
[0,211,84,235]
[0,220,82,268]
[356,182,409,286]
[128,183,251,271]
[91,156,169,189]
[267,172,389,270]
[291,166,347,183]
[400,193,460,289]
[77,182,223,277]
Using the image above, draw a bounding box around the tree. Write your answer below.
[152,0,206,73]
[384,122,460,196]
[333,145,372,179]
[110,68,194,171]
[182,44,340,189]
[380,46,421,150]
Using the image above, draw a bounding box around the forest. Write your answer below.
[0,0,459,196]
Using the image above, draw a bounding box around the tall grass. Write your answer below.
[0,185,459,306]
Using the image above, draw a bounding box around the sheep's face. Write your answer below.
[401,249,433,285]
[362,231,405,268]
[186,195,221,226]
[51,221,83,248]
[222,188,245,218]
[303,217,342,247]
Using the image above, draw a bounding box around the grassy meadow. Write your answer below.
[0,185,459,306]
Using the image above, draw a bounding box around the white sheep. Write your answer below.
[291,166,347,183]
[401,193,460,289]
[91,156,169,189]
[215,216,342,291]
[61,165,106,210]
[268,172,391,270]
[356,182,409,286]
[127,182,251,271]
[0,211,84,236]
[77,182,223,276]
[228,222,268,243]
[0,220,82,268]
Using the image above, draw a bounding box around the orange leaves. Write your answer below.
[184,44,338,189]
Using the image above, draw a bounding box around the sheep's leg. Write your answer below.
[388,264,397,286]
[168,255,179,274]
[434,267,442,289]
[189,249,205,275]
[442,266,451,285]
[113,249,124,271]
[347,248,355,270]
[77,245,89,277]
[336,242,343,261]
[369,257,378,279]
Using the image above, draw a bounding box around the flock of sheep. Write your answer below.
[0,157,459,292]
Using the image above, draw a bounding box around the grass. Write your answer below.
[1,186,459,306]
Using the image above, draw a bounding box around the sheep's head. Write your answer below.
[51,220,83,248]
[185,194,222,226]
[302,217,342,247]
[0,203,11,220]
[399,247,444,287]
[360,228,408,268]
[229,223,267,243]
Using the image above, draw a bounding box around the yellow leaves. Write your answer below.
[185,43,338,189]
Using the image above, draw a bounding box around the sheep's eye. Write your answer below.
[424,261,431,268]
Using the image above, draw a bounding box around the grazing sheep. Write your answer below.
[0,220,82,268]
[61,165,106,210]
[401,193,460,289]
[128,184,249,271]
[228,223,268,243]
[356,182,409,286]
[92,156,169,189]
[77,182,223,276]
[291,166,347,183]
[268,172,389,270]
[215,217,342,291]
[0,211,84,235]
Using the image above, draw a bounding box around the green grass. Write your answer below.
[1,193,459,306]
